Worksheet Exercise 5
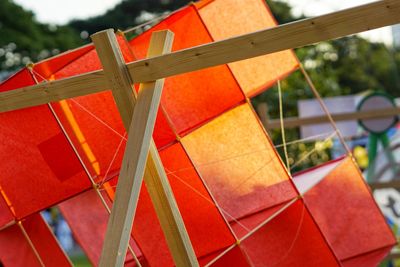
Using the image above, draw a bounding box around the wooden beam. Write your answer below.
[92,30,198,267]
[384,251,400,260]
[370,180,400,190]
[256,103,270,129]
[264,107,400,129]
[1,0,400,112]
[0,70,105,112]
[127,0,400,82]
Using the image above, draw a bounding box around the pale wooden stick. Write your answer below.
[265,107,400,129]
[128,0,400,82]
[1,0,400,112]
[92,29,197,267]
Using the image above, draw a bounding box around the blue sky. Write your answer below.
[14,0,393,44]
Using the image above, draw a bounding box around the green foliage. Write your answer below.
[70,254,91,267]
[0,0,83,72]
[68,0,192,36]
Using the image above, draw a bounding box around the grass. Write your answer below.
[70,254,91,267]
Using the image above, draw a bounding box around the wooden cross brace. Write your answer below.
[0,1,400,266]
[91,30,198,266]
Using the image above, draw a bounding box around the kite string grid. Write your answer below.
[77,97,333,265]
[28,55,341,266]
[27,68,143,267]
[54,75,334,264]
[55,87,330,265]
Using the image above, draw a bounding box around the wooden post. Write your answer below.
[256,102,270,129]
[92,30,198,267]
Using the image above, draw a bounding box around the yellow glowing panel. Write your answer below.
[198,0,299,96]
[181,103,297,220]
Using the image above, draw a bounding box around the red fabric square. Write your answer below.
[302,157,396,261]
[0,213,71,267]
[59,189,144,266]
[0,105,91,219]
[240,199,340,267]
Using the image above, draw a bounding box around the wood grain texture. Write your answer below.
[92,29,197,267]
[0,70,105,112]
[1,0,400,112]
[127,0,400,82]
[92,30,137,130]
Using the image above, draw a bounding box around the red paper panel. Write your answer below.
[0,105,91,219]
[159,143,235,257]
[204,246,249,267]
[240,200,340,267]
[32,44,94,80]
[0,213,71,267]
[197,0,299,97]
[53,35,132,80]
[59,189,144,266]
[0,223,42,267]
[50,95,127,182]
[22,213,71,267]
[182,103,297,223]
[302,157,396,260]
[131,180,175,266]
[132,143,235,266]
[341,246,392,267]
[0,68,35,92]
[129,5,245,135]
[230,201,294,239]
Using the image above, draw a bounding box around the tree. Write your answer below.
[69,0,192,36]
[0,0,83,73]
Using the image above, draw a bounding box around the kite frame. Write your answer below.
[0,1,400,266]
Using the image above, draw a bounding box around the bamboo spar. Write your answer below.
[0,0,400,112]
[92,30,198,267]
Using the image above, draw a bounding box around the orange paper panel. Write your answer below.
[198,0,299,97]
[182,103,297,223]
[129,6,245,135]
[240,200,340,267]
[302,157,396,260]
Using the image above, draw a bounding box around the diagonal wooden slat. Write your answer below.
[127,0,400,82]
[0,0,399,112]
[92,29,198,267]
